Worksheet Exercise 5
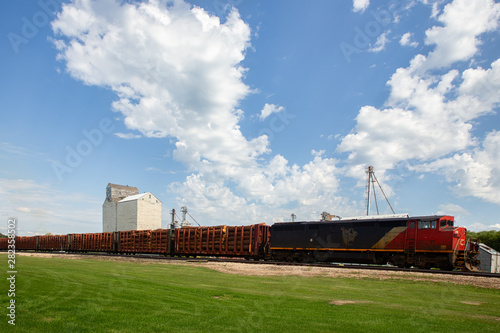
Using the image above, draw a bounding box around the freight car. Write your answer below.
[0,216,480,271]
[175,224,270,259]
[6,223,270,259]
[270,215,480,270]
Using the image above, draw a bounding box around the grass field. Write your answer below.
[1,254,499,332]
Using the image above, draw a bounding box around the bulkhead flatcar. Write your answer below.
[269,215,479,270]
[174,224,270,259]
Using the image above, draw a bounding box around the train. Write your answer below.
[0,214,480,271]
[271,214,480,271]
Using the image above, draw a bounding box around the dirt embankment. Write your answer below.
[17,252,500,289]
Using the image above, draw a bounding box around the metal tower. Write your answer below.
[366,166,395,216]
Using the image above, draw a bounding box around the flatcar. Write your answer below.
[174,224,270,259]
[270,215,480,270]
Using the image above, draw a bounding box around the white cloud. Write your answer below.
[146,167,175,174]
[339,56,500,191]
[171,150,354,225]
[417,131,500,204]
[0,142,44,158]
[459,58,500,109]
[400,32,418,47]
[430,2,441,19]
[53,0,259,169]
[437,203,471,228]
[0,179,101,235]
[369,32,389,53]
[50,0,500,225]
[353,0,370,13]
[437,203,469,216]
[114,132,141,139]
[423,0,500,70]
[52,0,350,224]
[16,207,32,213]
[338,0,500,206]
[467,222,500,231]
[338,65,476,173]
[259,103,284,121]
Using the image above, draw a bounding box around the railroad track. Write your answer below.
[17,250,500,279]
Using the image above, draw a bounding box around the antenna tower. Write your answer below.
[365,166,395,216]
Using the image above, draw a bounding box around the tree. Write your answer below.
[467,230,500,251]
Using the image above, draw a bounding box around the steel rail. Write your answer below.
[12,250,500,279]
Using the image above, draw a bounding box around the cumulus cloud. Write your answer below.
[353,0,370,13]
[416,131,500,205]
[52,0,348,224]
[339,56,500,189]
[338,62,477,173]
[338,0,500,205]
[259,103,284,121]
[400,32,418,47]
[172,150,352,223]
[50,0,500,224]
[52,0,259,170]
[423,0,500,70]
[459,58,500,108]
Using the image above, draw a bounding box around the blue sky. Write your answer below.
[1,0,499,235]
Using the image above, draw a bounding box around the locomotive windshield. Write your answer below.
[440,220,454,228]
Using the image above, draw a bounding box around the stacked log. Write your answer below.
[15,236,37,250]
[38,235,67,251]
[118,229,169,253]
[0,238,7,250]
[72,233,115,252]
[175,224,270,257]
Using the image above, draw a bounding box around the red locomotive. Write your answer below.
[270,215,480,270]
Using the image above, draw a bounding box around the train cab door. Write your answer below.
[405,220,417,258]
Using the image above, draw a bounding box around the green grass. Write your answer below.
[1,254,500,332]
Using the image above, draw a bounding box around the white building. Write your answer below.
[478,243,500,273]
[102,183,162,232]
[116,192,162,231]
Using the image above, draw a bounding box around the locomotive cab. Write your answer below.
[403,216,462,269]
[401,215,478,270]
[406,216,460,251]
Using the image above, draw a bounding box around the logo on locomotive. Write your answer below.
[341,227,358,247]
